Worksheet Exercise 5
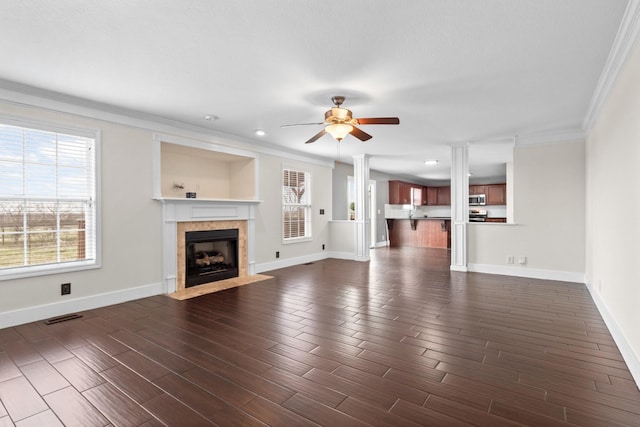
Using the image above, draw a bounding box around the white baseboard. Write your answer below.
[0,282,163,329]
[467,263,585,283]
[327,251,358,260]
[255,252,330,273]
[585,280,640,387]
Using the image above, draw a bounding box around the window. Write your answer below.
[282,168,311,241]
[0,118,99,279]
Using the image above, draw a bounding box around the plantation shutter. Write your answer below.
[282,168,310,240]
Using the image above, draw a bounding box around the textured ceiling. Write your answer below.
[0,0,629,183]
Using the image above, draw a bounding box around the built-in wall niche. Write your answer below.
[159,141,257,200]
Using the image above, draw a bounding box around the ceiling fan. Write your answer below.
[282,96,400,144]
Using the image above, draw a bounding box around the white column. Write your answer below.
[450,144,469,272]
[353,154,371,261]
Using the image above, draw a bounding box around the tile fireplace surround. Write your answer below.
[157,198,259,294]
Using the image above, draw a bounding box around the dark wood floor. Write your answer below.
[1,247,639,426]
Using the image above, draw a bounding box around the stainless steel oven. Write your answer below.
[469,209,488,222]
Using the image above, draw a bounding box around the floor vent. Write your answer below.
[44,313,83,325]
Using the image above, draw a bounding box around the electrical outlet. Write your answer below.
[507,256,514,264]
[518,256,527,265]
[275,251,279,259]
[319,209,325,215]
[322,244,325,250]
[61,283,71,295]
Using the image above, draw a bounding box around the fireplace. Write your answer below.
[185,228,239,287]
[175,219,248,292]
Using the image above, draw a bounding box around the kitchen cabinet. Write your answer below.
[469,185,486,195]
[468,183,506,205]
[436,186,451,206]
[389,180,411,204]
[486,184,506,205]
[485,218,506,223]
[425,187,438,205]
[423,186,450,206]
[388,218,450,249]
[389,180,424,205]
[389,182,452,206]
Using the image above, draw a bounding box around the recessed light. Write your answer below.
[203,115,218,121]
[255,129,266,136]
[424,159,439,165]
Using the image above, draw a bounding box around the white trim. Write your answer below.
[0,282,163,329]
[516,128,586,146]
[255,252,330,273]
[328,251,359,260]
[467,263,585,283]
[583,0,640,130]
[585,280,640,386]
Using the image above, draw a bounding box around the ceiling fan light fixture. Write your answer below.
[326,123,353,141]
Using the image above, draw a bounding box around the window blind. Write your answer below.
[282,168,311,240]
[0,122,97,273]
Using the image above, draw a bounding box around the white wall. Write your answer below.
[468,140,586,282]
[253,153,332,267]
[0,101,163,324]
[586,36,640,382]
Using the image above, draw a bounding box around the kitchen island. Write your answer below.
[386,217,451,249]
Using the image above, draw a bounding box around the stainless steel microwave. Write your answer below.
[469,194,486,206]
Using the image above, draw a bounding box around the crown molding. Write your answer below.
[0,79,334,169]
[583,0,640,131]
[515,128,586,146]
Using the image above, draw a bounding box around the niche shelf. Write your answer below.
[152,135,258,202]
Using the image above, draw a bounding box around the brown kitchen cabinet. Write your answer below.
[486,184,506,205]
[388,218,450,249]
[422,186,450,206]
[425,186,438,205]
[437,186,451,206]
[389,180,411,204]
[485,218,507,223]
[469,185,486,195]
[389,180,425,205]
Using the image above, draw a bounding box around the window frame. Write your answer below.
[0,115,101,281]
[282,166,312,243]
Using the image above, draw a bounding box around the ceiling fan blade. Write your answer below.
[350,126,372,142]
[355,117,400,125]
[305,129,327,144]
[281,122,325,128]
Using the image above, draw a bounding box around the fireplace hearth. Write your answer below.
[185,228,239,287]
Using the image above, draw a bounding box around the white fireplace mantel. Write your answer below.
[155,197,261,294]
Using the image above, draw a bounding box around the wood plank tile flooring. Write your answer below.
[1,247,639,426]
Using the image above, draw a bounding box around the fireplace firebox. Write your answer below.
[185,228,239,287]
